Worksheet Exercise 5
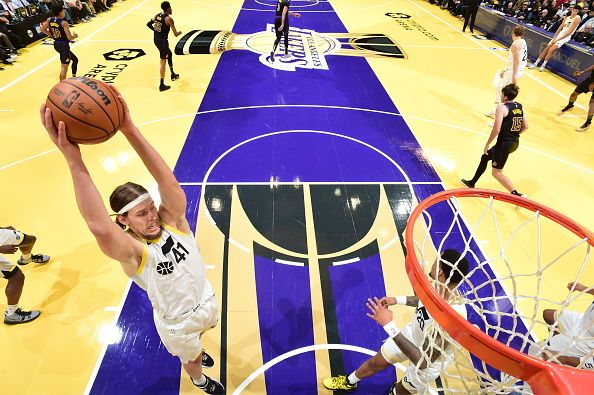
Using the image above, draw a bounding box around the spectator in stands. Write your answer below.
[0,15,20,51]
[516,3,532,20]
[0,0,16,17]
[463,0,482,33]
[534,8,553,27]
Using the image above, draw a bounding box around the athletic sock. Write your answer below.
[192,374,207,387]
[5,304,18,315]
[21,253,31,261]
[347,372,361,385]
[541,60,548,69]
[533,59,541,66]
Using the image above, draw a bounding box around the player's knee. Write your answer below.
[491,168,502,176]
[7,268,24,285]
[20,234,36,247]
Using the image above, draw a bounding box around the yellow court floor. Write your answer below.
[0,0,592,394]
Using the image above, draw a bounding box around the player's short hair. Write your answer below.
[502,84,519,100]
[110,182,149,228]
[51,4,63,16]
[512,26,525,37]
[161,1,171,11]
[439,249,469,285]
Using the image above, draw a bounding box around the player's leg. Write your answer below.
[271,17,282,61]
[168,47,179,81]
[69,50,78,78]
[462,5,471,32]
[323,333,406,391]
[2,265,41,325]
[16,234,50,265]
[576,94,593,132]
[490,141,524,195]
[55,42,70,81]
[469,5,478,33]
[281,23,290,58]
[487,71,511,116]
[184,353,224,394]
[559,89,581,115]
[461,147,495,188]
[529,43,553,69]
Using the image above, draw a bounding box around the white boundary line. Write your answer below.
[274,258,306,266]
[231,343,405,395]
[2,104,592,175]
[83,280,132,395]
[0,0,151,93]
[333,257,361,266]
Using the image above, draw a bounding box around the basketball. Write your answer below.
[45,77,124,144]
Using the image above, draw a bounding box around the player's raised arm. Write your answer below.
[40,105,143,275]
[110,86,188,230]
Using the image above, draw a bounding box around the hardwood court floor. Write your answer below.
[0,0,592,394]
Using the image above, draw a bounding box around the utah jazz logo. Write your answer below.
[156,261,175,275]
[156,236,190,276]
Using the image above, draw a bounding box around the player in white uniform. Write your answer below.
[529,5,582,72]
[322,249,469,394]
[1,226,49,325]
[39,87,224,394]
[536,282,594,369]
[486,26,527,118]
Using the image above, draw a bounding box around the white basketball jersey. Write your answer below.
[507,39,527,72]
[411,299,467,348]
[576,302,594,355]
[560,15,579,34]
[131,223,208,320]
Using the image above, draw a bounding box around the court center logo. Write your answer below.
[103,49,146,61]
[175,27,406,72]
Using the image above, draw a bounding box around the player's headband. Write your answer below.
[117,193,151,215]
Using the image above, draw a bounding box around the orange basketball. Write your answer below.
[45,77,124,144]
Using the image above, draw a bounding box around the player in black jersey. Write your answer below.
[270,0,300,62]
[462,84,529,197]
[40,5,79,81]
[558,63,594,132]
[147,1,181,92]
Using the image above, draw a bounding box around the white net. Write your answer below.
[406,192,594,394]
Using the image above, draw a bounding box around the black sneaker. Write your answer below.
[171,73,180,81]
[159,84,171,92]
[557,104,574,115]
[576,122,591,132]
[461,179,475,188]
[4,308,41,325]
[202,350,214,368]
[191,375,225,394]
[270,51,275,62]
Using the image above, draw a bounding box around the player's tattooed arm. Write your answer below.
[379,296,419,307]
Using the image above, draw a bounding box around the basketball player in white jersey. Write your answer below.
[529,5,582,72]
[536,282,594,369]
[322,250,469,394]
[38,87,224,394]
[486,26,527,118]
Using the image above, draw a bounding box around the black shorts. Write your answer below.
[489,140,519,169]
[274,16,288,38]
[53,41,72,64]
[575,75,594,96]
[154,38,170,59]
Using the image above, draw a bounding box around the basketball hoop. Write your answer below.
[405,188,594,394]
